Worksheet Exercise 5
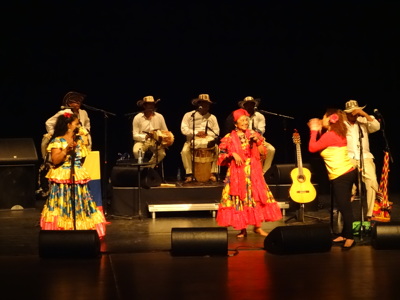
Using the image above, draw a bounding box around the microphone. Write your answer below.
[61,106,74,110]
[374,109,383,119]
[197,105,203,110]
[254,106,258,110]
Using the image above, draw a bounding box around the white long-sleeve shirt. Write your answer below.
[345,116,380,160]
[249,111,266,134]
[132,112,168,142]
[181,110,220,142]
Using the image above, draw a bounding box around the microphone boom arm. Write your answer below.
[257,109,294,119]
[81,103,116,117]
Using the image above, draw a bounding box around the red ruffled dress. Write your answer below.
[217,129,282,230]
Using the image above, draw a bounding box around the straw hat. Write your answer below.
[191,94,214,105]
[238,96,260,108]
[137,95,160,107]
[344,100,366,113]
[62,91,86,105]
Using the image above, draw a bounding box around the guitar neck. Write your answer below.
[296,143,304,175]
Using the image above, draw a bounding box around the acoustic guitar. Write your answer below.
[289,130,316,203]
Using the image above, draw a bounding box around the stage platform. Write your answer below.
[110,181,291,218]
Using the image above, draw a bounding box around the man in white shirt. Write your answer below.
[181,94,220,183]
[132,96,170,168]
[225,96,275,174]
[42,91,91,158]
[344,99,381,220]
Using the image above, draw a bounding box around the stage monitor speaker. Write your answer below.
[0,164,36,209]
[371,222,400,250]
[38,230,101,258]
[171,227,228,256]
[265,163,312,184]
[111,165,162,188]
[265,164,294,184]
[264,223,332,254]
[0,138,38,164]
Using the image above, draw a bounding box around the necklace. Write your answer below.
[237,131,247,144]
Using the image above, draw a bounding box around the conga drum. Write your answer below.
[193,147,215,182]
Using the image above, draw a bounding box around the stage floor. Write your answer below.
[1,194,400,299]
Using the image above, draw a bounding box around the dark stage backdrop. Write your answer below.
[1,2,399,192]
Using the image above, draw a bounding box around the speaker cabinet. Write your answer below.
[111,187,150,217]
[0,138,38,163]
[371,222,400,250]
[0,165,37,209]
[38,230,101,258]
[265,164,295,184]
[0,138,38,209]
[111,165,162,188]
[265,163,312,184]
[264,224,332,254]
[171,227,228,256]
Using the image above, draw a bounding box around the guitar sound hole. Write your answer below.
[297,175,305,183]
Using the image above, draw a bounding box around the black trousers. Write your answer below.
[331,169,358,239]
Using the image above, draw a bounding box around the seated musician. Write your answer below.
[180,94,220,183]
[225,96,276,174]
[132,95,170,168]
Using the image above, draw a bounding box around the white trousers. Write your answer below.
[180,142,219,176]
[262,142,276,174]
[133,141,166,168]
[350,157,379,217]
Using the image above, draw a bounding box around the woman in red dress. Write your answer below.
[216,108,282,238]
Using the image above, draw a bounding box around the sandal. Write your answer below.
[253,227,268,236]
[184,176,193,183]
[342,239,355,250]
[209,174,217,182]
[236,229,247,238]
[332,236,347,243]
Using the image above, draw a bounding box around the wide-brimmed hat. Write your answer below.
[137,95,160,107]
[344,100,366,113]
[191,94,214,105]
[238,96,260,108]
[62,91,86,105]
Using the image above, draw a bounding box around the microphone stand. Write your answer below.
[70,139,78,230]
[377,112,394,163]
[81,103,116,214]
[124,111,141,117]
[356,123,366,241]
[191,110,198,182]
[256,108,294,163]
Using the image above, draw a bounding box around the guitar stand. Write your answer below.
[285,203,322,224]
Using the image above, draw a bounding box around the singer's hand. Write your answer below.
[66,141,77,153]
[308,118,322,131]
[351,108,368,118]
[249,132,259,143]
[232,152,243,166]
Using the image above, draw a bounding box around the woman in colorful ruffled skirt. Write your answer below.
[217,108,282,238]
[40,112,107,238]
